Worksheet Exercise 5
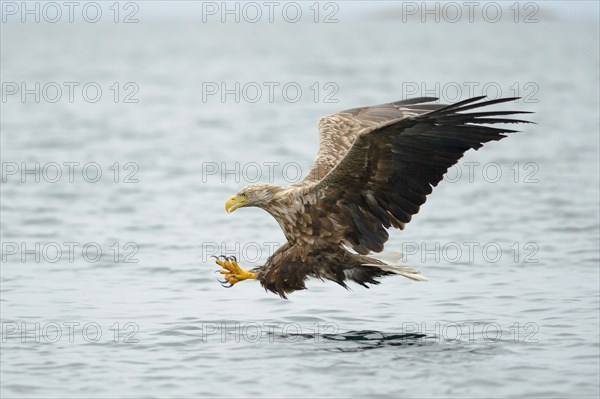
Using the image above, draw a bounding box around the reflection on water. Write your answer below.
[320,331,431,352]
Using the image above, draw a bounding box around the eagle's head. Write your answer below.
[225,184,277,213]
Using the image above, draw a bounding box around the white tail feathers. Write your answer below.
[370,251,405,264]
[362,262,428,282]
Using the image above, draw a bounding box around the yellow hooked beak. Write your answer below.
[225,195,247,213]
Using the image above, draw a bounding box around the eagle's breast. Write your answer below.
[265,186,340,247]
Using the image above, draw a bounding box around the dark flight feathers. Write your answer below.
[302,96,533,255]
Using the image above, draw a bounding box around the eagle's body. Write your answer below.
[217,96,532,297]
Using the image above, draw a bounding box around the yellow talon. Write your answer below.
[213,256,256,287]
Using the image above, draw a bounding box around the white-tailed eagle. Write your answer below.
[213,96,532,298]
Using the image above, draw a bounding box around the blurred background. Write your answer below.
[1,1,599,398]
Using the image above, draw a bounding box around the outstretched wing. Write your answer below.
[302,97,445,183]
[302,96,533,255]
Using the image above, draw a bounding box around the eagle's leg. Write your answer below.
[212,255,256,287]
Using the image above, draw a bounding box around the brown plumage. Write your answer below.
[225,96,532,298]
